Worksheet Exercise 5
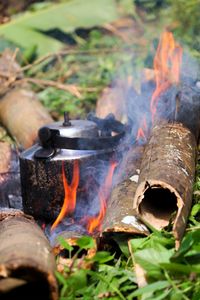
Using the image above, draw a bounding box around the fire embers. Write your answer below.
[50,159,117,235]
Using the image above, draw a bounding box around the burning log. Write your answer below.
[0,142,21,209]
[102,179,149,236]
[0,88,53,149]
[133,122,197,247]
[102,146,149,236]
[0,209,58,300]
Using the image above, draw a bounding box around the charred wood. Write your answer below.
[174,83,200,141]
[0,209,58,300]
[102,179,149,236]
[102,146,149,236]
[0,142,21,209]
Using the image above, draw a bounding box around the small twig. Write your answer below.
[20,77,82,98]
[19,77,100,95]
[103,23,130,43]
[186,226,200,231]
[19,48,121,73]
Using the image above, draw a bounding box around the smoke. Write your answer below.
[47,32,200,239]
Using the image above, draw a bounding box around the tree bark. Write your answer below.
[133,122,197,247]
[0,88,53,149]
[0,142,21,209]
[0,210,58,300]
[102,145,149,236]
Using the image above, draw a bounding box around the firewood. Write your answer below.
[133,122,197,247]
[0,142,21,209]
[102,178,149,236]
[0,141,11,174]
[102,146,149,236]
[174,83,200,141]
[0,209,58,300]
[0,88,53,149]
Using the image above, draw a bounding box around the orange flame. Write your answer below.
[136,116,147,142]
[51,160,79,230]
[150,31,182,122]
[87,161,117,233]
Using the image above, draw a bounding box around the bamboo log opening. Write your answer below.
[0,210,58,300]
[133,122,197,247]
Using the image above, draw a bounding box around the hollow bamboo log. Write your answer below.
[0,210,58,300]
[0,88,53,149]
[133,122,197,247]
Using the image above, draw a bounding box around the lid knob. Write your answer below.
[63,111,71,127]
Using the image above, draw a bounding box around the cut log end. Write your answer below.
[134,180,182,229]
[0,211,58,300]
[133,122,196,244]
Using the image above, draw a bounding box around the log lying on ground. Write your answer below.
[0,49,53,149]
[0,142,21,209]
[0,88,53,148]
[102,146,149,236]
[133,122,197,247]
[102,179,149,235]
[0,209,58,300]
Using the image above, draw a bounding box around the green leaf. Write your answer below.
[161,262,200,274]
[127,281,171,298]
[57,236,73,252]
[76,236,95,250]
[67,270,87,291]
[190,204,200,217]
[151,289,172,300]
[55,271,67,286]
[192,288,200,300]
[112,234,132,257]
[171,230,200,262]
[92,251,114,263]
[134,246,173,275]
[0,0,119,56]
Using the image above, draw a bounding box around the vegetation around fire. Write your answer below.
[0,0,200,299]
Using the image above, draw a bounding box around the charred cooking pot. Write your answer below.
[20,113,125,223]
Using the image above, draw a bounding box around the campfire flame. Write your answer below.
[150,31,182,122]
[51,160,79,230]
[136,31,182,142]
[50,31,183,235]
[136,116,147,142]
[87,161,117,233]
